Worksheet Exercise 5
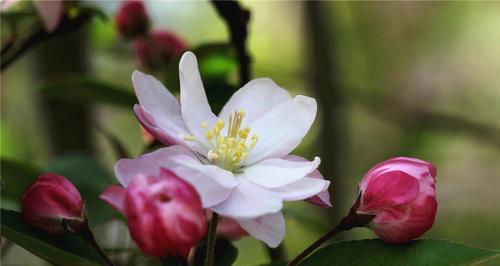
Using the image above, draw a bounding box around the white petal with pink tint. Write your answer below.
[243,157,320,188]
[219,78,291,124]
[211,178,282,219]
[179,52,218,151]
[237,212,285,248]
[245,96,317,165]
[272,177,329,201]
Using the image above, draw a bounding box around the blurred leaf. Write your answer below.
[258,262,287,266]
[1,209,105,266]
[44,155,115,226]
[0,158,40,205]
[192,43,237,80]
[193,238,238,266]
[298,239,500,266]
[40,76,136,108]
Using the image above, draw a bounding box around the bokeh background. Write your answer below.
[1,1,499,265]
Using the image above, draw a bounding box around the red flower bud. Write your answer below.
[22,173,84,234]
[115,0,150,39]
[133,30,187,71]
[357,157,437,243]
[102,168,207,257]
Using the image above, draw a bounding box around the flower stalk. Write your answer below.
[287,196,373,266]
[204,213,220,266]
[65,219,116,266]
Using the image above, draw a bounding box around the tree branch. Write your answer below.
[211,0,251,87]
[1,12,93,72]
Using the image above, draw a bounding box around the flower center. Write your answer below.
[184,110,258,172]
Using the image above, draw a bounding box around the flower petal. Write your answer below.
[359,171,420,214]
[245,95,317,165]
[114,145,193,186]
[132,71,190,147]
[243,157,321,188]
[33,0,64,32]
[283,155,332,207]
[179,52,218,150]
[114,146,235,208]
[168,154,238,188]
[237,212,285,248]
[99,185,126,213]
[219,78,291,124]
[271,177,330,202]
[211,178,282,219]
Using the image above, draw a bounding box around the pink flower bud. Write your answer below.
[115,0,150,39]
[22,173,84,234]
[123,168,206,257]
[133,30,187,71]
[357,157,437,243]
[217,217,248,240]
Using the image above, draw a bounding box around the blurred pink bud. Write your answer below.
[22,173,84,234]
[115,0,149,39]
[357,157,437,243]
[217,217,248,241]
[102,168,207,257]
[133,30,187,71]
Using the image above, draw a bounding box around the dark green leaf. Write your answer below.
[0,158,40,205]
[257,262,287,266]
[44,155,115,226]
[193,238,238,266]
[160,256,187,266]
[298,239,500,266]
[1,209,105,266]
[40,76,136,108]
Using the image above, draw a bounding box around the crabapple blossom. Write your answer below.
[113,51,330,247]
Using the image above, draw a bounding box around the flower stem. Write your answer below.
[66,219,115,266]
[204,212,219,266]
[288,197,373,266]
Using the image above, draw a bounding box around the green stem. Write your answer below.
[204,213,219,266]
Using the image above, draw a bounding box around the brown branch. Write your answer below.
[211,0,251,87]
[1,12,93,72]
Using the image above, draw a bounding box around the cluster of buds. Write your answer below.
[115,0,186,72]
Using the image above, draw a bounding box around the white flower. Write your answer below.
[114,51,330,247]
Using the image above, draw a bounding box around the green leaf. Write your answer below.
[193,238,238,266]
[298,239,500,266]
[192,43,237,80]
[1,209,105,266]
[40,76,136,108]
[0,158,40,205]
[44,155,115,226]
[257,262,287,266]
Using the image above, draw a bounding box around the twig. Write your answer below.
[211,0,251,87]
[204,213,219,266]
[1,13,92,72]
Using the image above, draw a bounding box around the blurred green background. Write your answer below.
[1,1,499,265]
